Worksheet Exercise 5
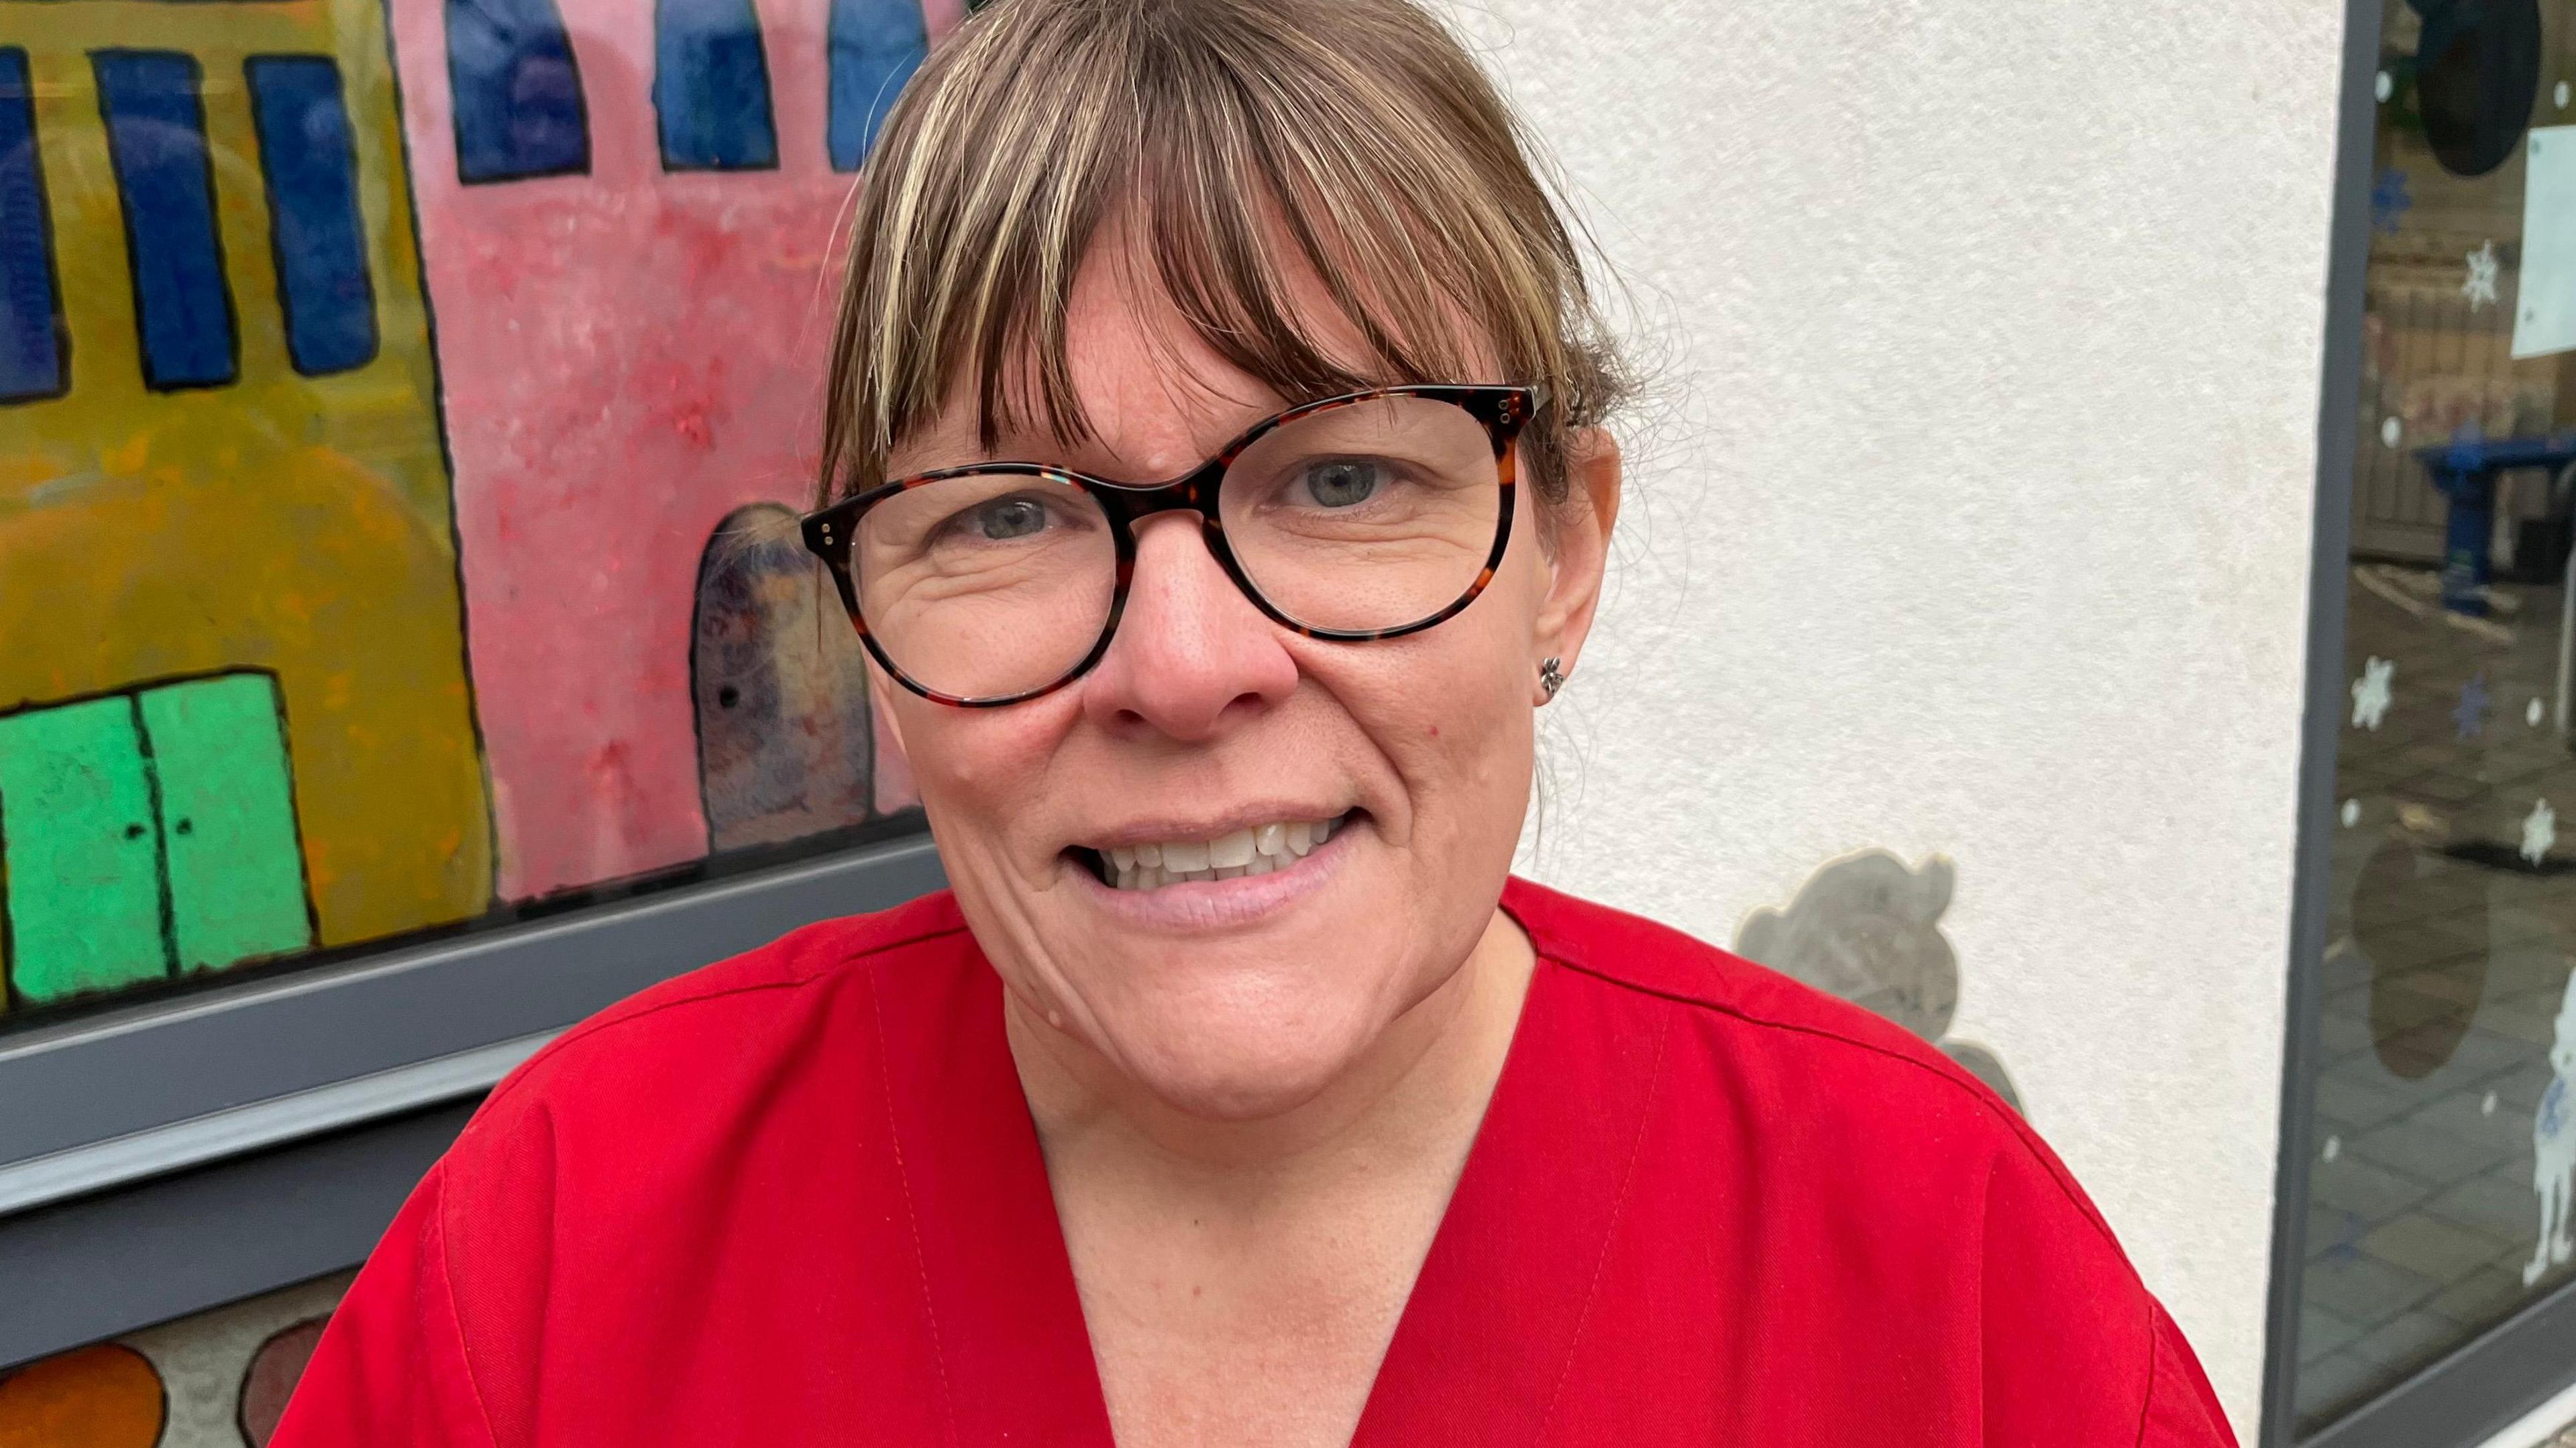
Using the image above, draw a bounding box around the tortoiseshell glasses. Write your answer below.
[800,384,1540,707]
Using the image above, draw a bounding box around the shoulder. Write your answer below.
[345,891,979,1441]
[489,888,967,1101]
[1506,879,2239,1441]
[439,888,975,1199]
[1507,876,2029,1122]
[1503,875,2133,1273]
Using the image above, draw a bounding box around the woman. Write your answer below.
[276,0,2236,1442]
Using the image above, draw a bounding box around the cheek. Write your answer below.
[890,694,1073,836]
[1342,574,1541,835]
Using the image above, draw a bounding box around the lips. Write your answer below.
[1073,812,1355,890]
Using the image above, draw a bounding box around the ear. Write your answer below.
[1530,426,1621,698]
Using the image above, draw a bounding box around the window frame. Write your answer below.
[0,830,943,1366]
[2261,0,2576,1440]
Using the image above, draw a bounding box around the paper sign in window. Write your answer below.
[2513,126,2576,359]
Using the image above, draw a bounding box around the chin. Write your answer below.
[1107,989,1391,1122]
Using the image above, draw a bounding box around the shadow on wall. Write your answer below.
[1733,849,2025,1113]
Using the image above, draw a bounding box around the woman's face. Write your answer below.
[873,231,1617,1121]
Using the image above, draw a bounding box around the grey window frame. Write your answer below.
[2261,0,2576,1441]
[0,831,943,1367]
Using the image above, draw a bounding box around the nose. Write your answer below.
[1079,511,1299,741]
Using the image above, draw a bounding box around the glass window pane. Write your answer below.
[2296,0,2576,1428]
[93,49,237,390]
[245,56,380,377]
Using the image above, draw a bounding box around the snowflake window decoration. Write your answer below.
[2465,239,2503,311]
[2352,657,2396,730]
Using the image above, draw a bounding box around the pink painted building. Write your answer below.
[389,0,945,900]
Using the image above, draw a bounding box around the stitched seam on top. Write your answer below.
[2132,1298,2163,1447]
[430,1166,507,1448]
[1529,999,1675,1445]
[1544,952,2129,1260]
[867,968,961,1448]
[476,919,975,1118]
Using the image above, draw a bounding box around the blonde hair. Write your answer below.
[816,0,1629,510]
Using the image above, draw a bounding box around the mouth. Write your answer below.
[1069,811,1360,891]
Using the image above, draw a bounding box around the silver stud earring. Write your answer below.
[1538,657,1565,701]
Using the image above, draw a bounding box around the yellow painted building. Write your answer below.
[0,0,490,1009]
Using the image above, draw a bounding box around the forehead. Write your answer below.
[892,209,1399,479]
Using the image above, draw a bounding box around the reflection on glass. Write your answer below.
[2296,0,2576,1428]
[0,0,943,1030]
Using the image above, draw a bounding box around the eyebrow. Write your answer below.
[888,381,1329,479]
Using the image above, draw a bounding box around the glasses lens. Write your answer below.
[1219,396,1504,634]
[853,472,1114,700]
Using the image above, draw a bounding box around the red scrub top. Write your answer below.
[272,879,2236,1447]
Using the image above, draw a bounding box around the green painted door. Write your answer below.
[0,695,171,1003]
[139,674,313,974]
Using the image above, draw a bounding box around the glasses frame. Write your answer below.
[800,382,1543,708]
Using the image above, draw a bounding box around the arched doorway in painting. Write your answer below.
[690,505,875,852]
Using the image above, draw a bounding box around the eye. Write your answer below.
[1299,459,1385,508]
[971,496,1049,540]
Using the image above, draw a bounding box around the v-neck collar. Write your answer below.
[870,883,1672,1447]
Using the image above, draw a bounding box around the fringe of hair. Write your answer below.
[816,0,1631,510]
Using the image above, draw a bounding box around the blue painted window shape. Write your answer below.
[447,0,589,182]
[828,0,926,171]
[655,0,778,170]
[94,51,237,390]
[245,58,378,376]
[0,49,67,402]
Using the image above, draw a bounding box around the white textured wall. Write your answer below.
[1462,0,2348,1430]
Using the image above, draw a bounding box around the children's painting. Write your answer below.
[0,0,951,1022]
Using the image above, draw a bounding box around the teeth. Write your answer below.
[1092,814,1348,892]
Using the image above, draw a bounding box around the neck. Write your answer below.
[1008,908,1537,1448]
